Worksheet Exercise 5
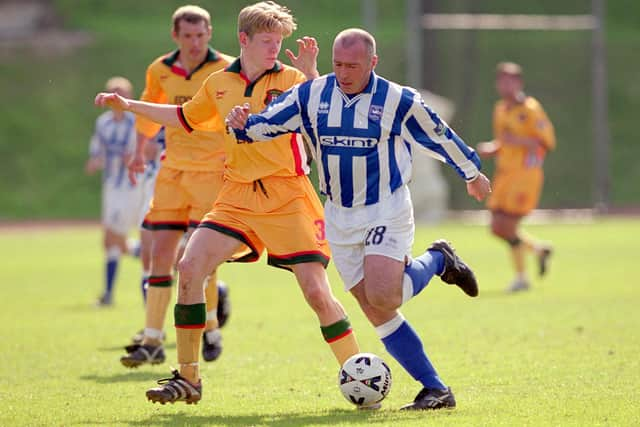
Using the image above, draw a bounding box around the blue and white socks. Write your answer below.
[401,250,445,304]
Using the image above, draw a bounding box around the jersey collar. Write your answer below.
[225,57,283,75]
[162,47,221,79]
[225,58,283,96]
[333,71,378,105]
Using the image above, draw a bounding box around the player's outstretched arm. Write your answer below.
[466,173,492,202]
[285,36,319,80]
[94,92,181,129]
[476,141,499,158]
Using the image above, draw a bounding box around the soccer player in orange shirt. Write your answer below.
[119,5,235,368]
[95,1,361,405]
[477,62,556,293]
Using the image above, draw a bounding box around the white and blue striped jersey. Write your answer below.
[89,111,136,189]
[233,72,481,208]
[143,127,165,183]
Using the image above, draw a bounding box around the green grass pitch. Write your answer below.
[1,219,639,426]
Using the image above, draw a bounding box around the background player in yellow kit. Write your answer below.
[120,5,235,368]
[95,1,361,405]
[477,62,556,293]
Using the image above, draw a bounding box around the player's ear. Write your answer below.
[371,55,378,69]
[239,31,249,48]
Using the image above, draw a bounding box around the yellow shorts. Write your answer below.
[143,166,224,231]
[487,169,543,216]
[199,175,331,270]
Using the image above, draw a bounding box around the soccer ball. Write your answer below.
[338,353,392,407]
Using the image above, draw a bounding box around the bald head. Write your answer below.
[333,28,376,59]
[332,28,378,95]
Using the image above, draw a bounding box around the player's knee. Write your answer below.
[302,282,333,314]
[491,222,513,241]
[176,257,196,284]
[365,288,399,312]
[490,221,504,238]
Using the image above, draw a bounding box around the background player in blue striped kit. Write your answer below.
[226,28,492,410]
[86,76,152,306]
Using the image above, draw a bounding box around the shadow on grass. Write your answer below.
[128,408,419,426]
[97,342,177,352]
[476,288,520,299]
[72,406,451,426]
[80,371,161,383]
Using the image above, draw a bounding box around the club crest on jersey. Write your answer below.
[434,122,446,136]
[264,89,283,106]
[174,95,192,105]
[368,105,383,121]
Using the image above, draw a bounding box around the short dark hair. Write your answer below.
[172,5,211,34]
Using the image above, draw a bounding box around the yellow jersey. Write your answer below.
[179,58,310,183]
[136,47,234,172]
[493,96,556,173]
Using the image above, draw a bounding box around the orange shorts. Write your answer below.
[487,169,543,216]
[143,166,224,231]
[199,175,330,270]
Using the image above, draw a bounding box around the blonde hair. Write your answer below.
[496,61,522,77]
[334,28,376,58]
[172,5,211,34]
[105,76,133,95]
[238,1,296,38]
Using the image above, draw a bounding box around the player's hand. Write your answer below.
[476,141,498,158]
[225,103,250,130]
[127,153,145,185]
[94,92,130,111]
[84,158,102,175]
[285,36,319,80]
[466,172,491,202]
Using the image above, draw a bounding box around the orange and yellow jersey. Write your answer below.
[178,58,311,183]
[136,47,234,172]
[493,95,556,173]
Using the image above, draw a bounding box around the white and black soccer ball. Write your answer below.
[338,353,392,407]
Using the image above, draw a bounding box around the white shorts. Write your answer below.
[134,174,157,227]
[102,183,146,236]
[325,185,415,291]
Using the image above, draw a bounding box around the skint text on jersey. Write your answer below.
[319,136,377,148]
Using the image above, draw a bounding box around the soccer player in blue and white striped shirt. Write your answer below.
[227,28,491,410]
[86,77,161,307]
